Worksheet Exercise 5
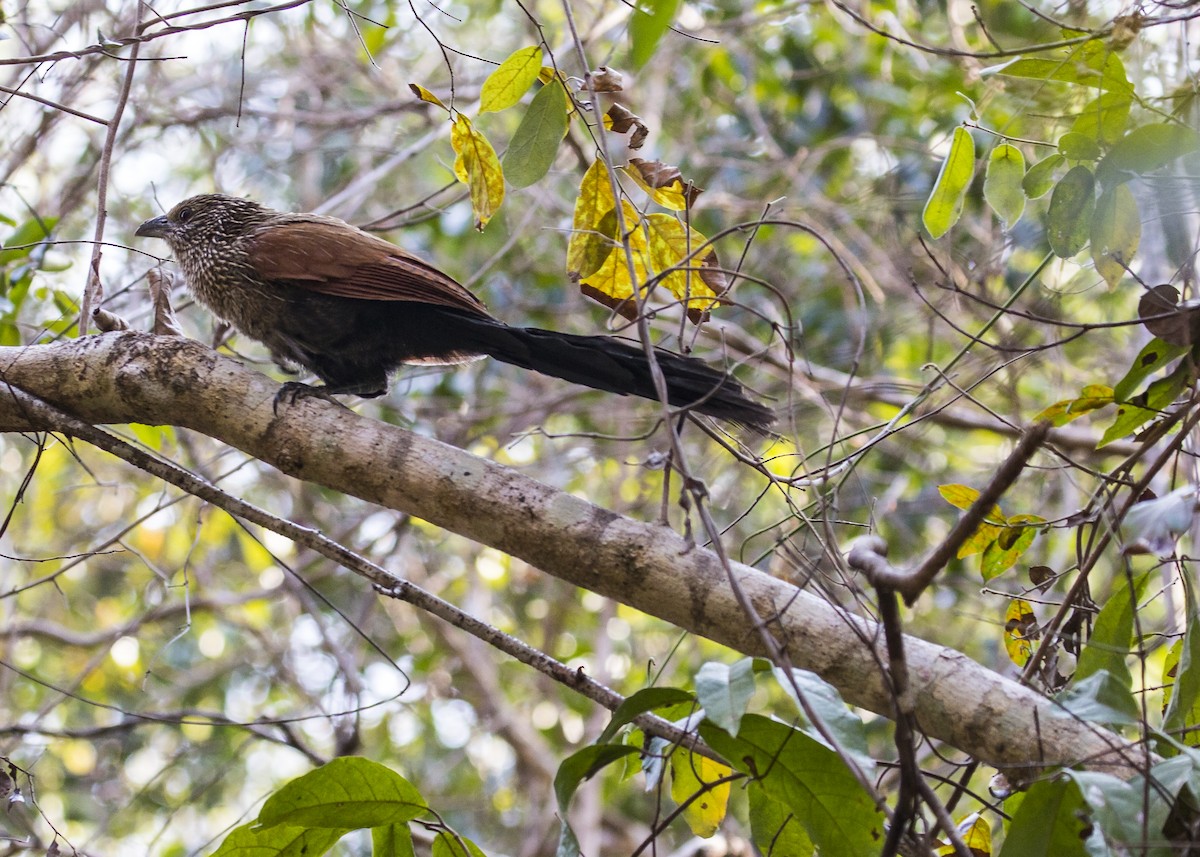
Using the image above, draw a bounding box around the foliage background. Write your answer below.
[0,0,1198,854]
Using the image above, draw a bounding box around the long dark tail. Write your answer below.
[448,315,774,432]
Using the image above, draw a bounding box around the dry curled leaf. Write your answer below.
[149,267,184,337]
[606,104,649,149]
[587,66,624,92]
[627,157,702,210]
[1139,284,1200,346]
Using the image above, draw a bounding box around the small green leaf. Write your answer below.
[1099,403,1158,446]
[923,127,975,239]
[772,667,874,775]
[1057,131,1102,161]
[0,216,58,268]
[373,823,417,857]
[431,831,487,857]
[695,659,755,735]
[1033,384,1114,426]
[1074,572,1149,686]
[988,44,1132,93]
[555,745,642,856]
[502,78,569,188]
[209,821,345,857]
[1046,165,1096,257]
[1055,669,1140,725]
[480,46,543,113]
[629,0,682,70]
[1164,592,1200,746]
[596,686,694,744]
[983,143,1026,227]
[1022,153,1064,199]
[1071,91,1131,145]
[1090,184,1141,287]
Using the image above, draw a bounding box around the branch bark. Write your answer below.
[0,332,1140,774]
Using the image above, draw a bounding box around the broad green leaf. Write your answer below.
[700,715,885,857]
[695,659,755,735]
[1057,131,1102,161]
[1091,184,1141,287]
[748,782,815,856]
[554,744,641,857]
[1098,123,1200,182]
[1064,770,1160,849]
[257,757,427,830]
[1073,572,1149,684]
[923,127,975,238]
[771,667,874,775]
[1056,671,1139,726]
[503,78,569,188]
[373,823,417,857]
[1071,91,1131,145]
[1046,165,1096,257]
[984,143,1026,227]
[0,216,58,268]
[596,686,694,744]
[209,821,345,857]
[1023,154,1064,199]
[1113,338,1190,402]
[1164,587,1200,747]
[451,114,505,228]
[480,46,543,113]
[431,831,487,857]
[998,777,1091,857]
[629,0,681,70]
[669,750,732,837]
[1004,599,1038,667]
[988,45,1132,93]
[1099,403,1158,447]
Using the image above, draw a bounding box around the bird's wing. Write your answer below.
[245,219,491,316]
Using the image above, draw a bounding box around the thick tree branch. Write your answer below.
[0,333,1141,774]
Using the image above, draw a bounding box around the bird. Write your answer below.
[135,194,774,432]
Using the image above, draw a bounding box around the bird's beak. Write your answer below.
[135,215,170,238]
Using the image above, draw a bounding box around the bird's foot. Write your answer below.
[273,382,348,415]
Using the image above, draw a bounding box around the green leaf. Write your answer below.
[1057,131,1102,161]
[503,78,569,188]
[1098,123,1200,183]
[695,658,756,735]
[629,0,681,70]
[1071,91,1131,145]
[373,823,417,857]
[700,715,884,857]
[1113,338,1190,402]
[1074,572,1149,686]
[480,46,543,113]
[983,143,1026,227]
[1090,184,1141,287]
[1099,403,1158,447]
[431,831,487,857]
[1046,165,1096,257]
[988,44,1132,93]
[1056,670,1140,726]
[1023,154,1064,199]
[1033,384,1114,426]
[1164,590,1200,746]
[771,667,875,776]
[209,821,345,857]
[554,744,641,856]
[0,216,58,268]
[997,777,1092,857]
[596,686,694,744]
[981,521,1040,580]
[922,126,975,239]
[748,782,815,857]
[257,757,427,831]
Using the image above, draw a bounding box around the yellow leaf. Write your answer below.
[567,159,619,281]
[622,158,701,211]
[669,751,731,838]
[480,46,543,114]
[408,83,447,110]
[1004,599,1038,667]
[579,200,651,320]
[644,214,725,322]
[938,484,1004,521]
[451,114,505,229]
[937,812,993,855]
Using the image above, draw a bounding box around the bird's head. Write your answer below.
[136,194,274,253]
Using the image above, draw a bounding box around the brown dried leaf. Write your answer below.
[1139,284,1200,346]
[587,66,624,92]
[626,158,702,210]
[149,267,184,337]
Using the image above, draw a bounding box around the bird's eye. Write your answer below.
[177,207,193,222]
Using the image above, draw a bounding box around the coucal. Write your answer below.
[135,194,774,431]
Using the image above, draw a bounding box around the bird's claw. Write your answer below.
[273,382,345,415]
